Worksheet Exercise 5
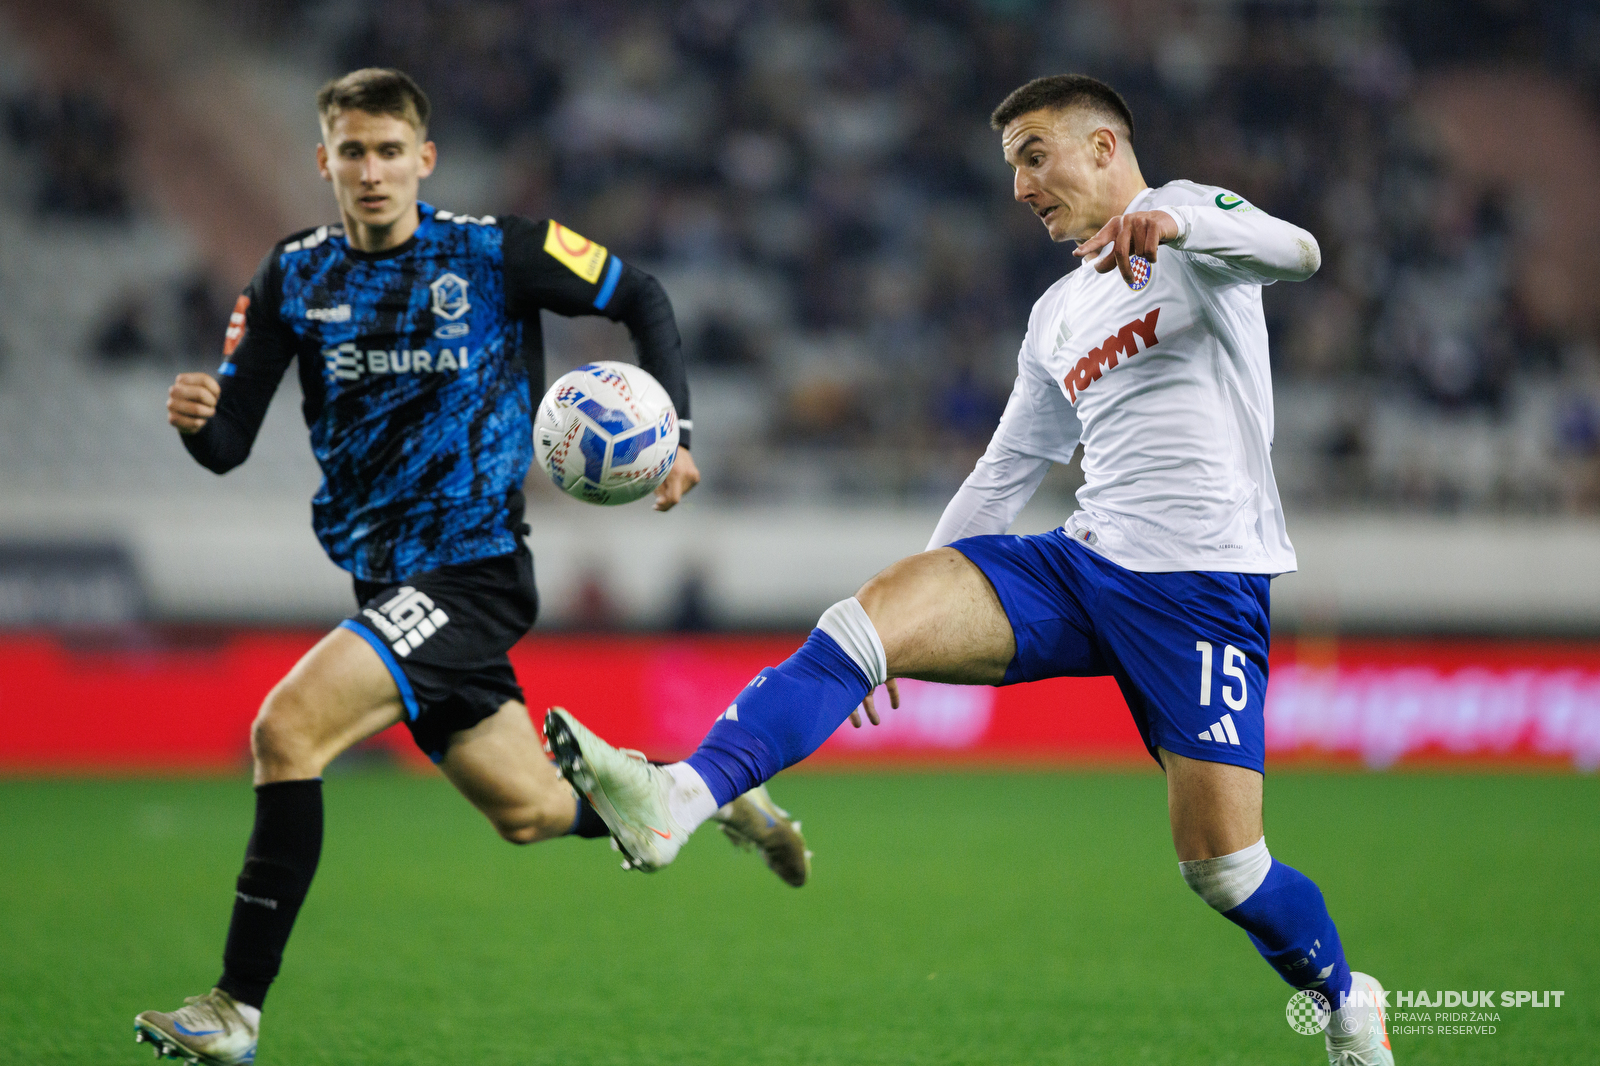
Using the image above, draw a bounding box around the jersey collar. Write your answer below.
[1121,187,1155,215]
[340,202,433,262]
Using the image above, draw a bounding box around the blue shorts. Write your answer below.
[951,530,1271,773]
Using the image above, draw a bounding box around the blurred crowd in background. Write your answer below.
[5,0,1600,514]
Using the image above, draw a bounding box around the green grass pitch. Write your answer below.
[1,770,1594,1065]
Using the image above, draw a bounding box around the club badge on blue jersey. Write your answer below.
[430,272,471,320]
[1127,254,1152,291]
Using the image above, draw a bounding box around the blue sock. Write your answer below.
[686,629,871,806]
[1224,859,1354,1005]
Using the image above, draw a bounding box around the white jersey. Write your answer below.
[928,180,1319,574]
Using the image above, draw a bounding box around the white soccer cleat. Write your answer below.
[134,987,258,1065]
[543,707,697,873]
[1325,972,1395,1066]
[714,784,812,887]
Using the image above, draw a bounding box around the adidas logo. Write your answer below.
[1197,713,1241,746]
[1053,319,1073,353]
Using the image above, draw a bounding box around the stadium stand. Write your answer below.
[2,1,1599,627]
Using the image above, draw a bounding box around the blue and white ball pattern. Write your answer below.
[535,361,679,505]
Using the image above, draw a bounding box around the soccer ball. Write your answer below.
[534,361,679,505]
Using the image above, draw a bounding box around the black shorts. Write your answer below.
[340,547,538,762]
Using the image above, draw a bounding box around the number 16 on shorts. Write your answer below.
[1194,641,1247,746]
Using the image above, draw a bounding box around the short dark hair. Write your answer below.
[990,74,1134,138]
[316,68,430,134]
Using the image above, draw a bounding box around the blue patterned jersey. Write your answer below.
[183,203,689,583]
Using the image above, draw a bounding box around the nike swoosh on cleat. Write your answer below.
[649,826,672,839]
[173,1022,223,1036]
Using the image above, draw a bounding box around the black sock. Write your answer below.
[217,779,323,1009]
[569,792,610,838]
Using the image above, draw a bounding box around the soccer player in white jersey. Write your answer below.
[545,75,1392,1064]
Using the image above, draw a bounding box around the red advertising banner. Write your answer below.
[0,632,1596,773]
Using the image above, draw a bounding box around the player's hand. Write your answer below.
[1075,210,1180,286]
[653,446,700,511]
[850,678,898,728]
[167,372,221,435]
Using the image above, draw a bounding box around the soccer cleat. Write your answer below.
[714,785,812,887]
[1325,972,1394,1066]
[544,707,695,873]
[134,987,258,1065]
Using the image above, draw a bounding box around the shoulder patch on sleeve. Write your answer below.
[283,224,339,253]
[223,294,250,356]
[543,221,609,283]
[1213,191,1254,212]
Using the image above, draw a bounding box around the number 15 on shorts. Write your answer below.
[1195,640,1248,710]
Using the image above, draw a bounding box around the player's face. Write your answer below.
[1003,109,1116,243]
[316,109,436,237]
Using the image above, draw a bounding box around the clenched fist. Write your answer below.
[167,372,220,435]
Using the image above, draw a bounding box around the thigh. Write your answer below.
[1161,748,1264,862]
[858,547,1016,685]
[255,625,407,783]
[346,548,537,763]
[1098,569,1271,774]
[927,533,1110,685]
[439,700,575,843]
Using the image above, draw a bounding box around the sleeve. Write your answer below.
[502,216,693,449]
[181,249,296,474]
[1155,195,1322,285]
[926,334,1082,551]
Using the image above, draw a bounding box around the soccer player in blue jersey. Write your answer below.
[546,75,1393,1065]
[134,69,810,1066]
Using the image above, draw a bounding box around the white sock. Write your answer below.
[235,1002,261,1029]
[1178,836,1272,911]
[664,762,718,833]
[816,597,888,687]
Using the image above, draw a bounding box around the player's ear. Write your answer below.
[417,139,437,179]
[316,141,331,182]
[1091,126,1118,167]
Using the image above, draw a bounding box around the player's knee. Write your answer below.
[854,549,968,670]
[853,558,921,648]
[494,818,541,845]
[251,685,317,770]
[857,548,961,615]
[855,555,915,618]
[1178,836,1272,913]
[488,794,574,845]
[490,810,563,845]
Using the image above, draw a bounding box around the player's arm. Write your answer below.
[925,339,1080,551]
[502,216,698,511]
[1076,196,1321,286]
[171,251,296,473]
